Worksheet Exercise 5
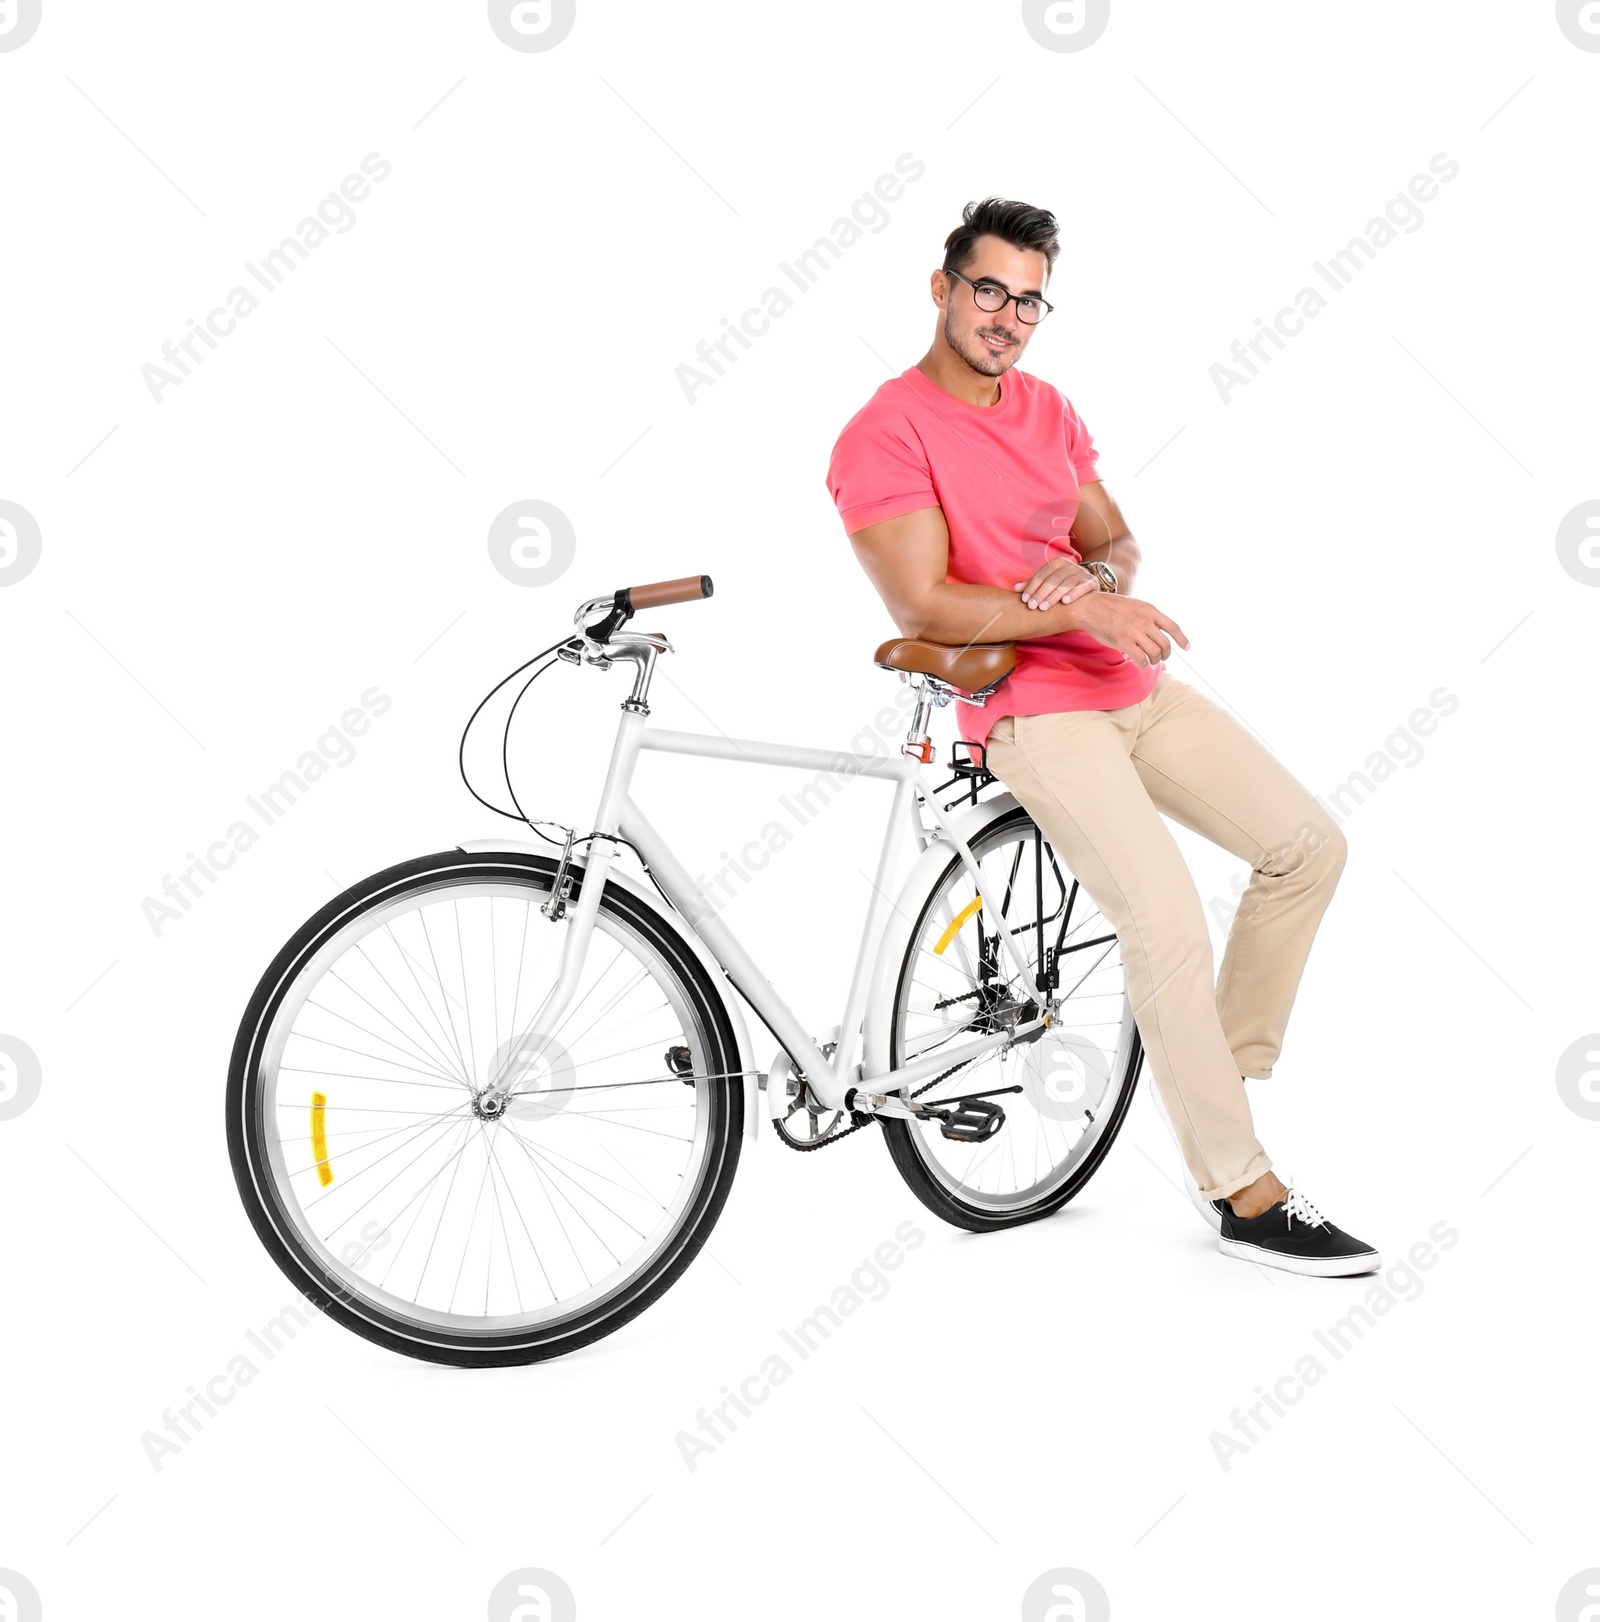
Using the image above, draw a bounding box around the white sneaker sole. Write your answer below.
[1219,1237,1382,1277]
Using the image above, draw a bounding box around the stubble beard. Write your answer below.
[945,307,1019,379]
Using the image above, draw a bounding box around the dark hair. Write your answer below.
[941,197,1060,280]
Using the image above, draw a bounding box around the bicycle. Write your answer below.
[227,575,1145,1366]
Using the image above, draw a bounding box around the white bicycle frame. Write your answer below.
[482,679,1048,1118]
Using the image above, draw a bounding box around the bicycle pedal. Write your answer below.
[938,1097,1005,1143]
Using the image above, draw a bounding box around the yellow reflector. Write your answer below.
[933,896,983,955]
[310,1091,333,1187]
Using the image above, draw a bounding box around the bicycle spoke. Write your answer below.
[377,923,477,1080]
[352,939,466,1089]
[279,1065,466,1094]
[483,1131,524,1316]
[452,900,479,1089]
[288,1031,468,1089]
[502,1125,598,1290]
[485,1126,556,1306]
[324,966,467,1088]
[300,999,470,1089]
[448,1126,496,1315]
[418,907,474,1083]
[501,1122,636,1262]
[504,1124,650,1244]
[303,1102,476,1220]
[373,1116,476,1287]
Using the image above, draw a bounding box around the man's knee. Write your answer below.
[1262,817,1347,886]
[1304,818,1348,885]
[1319,822,1349,879]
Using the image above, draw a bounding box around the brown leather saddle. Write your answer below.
[872,637,1016,694]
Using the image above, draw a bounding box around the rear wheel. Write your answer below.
[227,850,743,1366]
[880,807,1141,1231]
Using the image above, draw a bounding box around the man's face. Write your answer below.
[937,236,1050,378]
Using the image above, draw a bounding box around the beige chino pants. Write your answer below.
[983,672,1348,1200]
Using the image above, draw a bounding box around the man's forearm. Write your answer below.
[909,582,1093,646]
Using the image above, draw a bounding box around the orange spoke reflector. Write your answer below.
[933,896,983,955]
[310,1091,334,1186]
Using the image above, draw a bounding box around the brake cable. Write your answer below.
[457,625,655,875]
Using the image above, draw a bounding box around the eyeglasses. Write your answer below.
[943,267,1054,325]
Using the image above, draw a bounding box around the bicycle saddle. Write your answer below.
[872,637,1016,692]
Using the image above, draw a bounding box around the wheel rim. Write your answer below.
[892,815,1136,1212]
[249,876,722,1340]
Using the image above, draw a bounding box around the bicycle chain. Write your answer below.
[770,1056,980,1152]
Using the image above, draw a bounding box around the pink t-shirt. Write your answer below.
[826,364,1162,747]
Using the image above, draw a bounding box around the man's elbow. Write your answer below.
[894,596,937,642]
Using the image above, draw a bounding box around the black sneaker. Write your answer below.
[1210,1185,1380,1277]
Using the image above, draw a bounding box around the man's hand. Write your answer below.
[1073,592,1190,667]
[1013,557,1099,610]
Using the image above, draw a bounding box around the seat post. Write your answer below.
[901,675,938,763]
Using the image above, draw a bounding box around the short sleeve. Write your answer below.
[1063,397,1101,484]
[826,409,939,534]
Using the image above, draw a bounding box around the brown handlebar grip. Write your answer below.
[623,574,713,610]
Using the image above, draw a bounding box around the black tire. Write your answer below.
[880,807,1142,1232]
[227,849,743,1366]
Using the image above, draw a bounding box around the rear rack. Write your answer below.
[934,739,999,810]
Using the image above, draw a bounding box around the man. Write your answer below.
[826,197,1377,1277]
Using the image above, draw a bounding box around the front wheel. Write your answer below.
[880,807,1142,1232]
[227,850,743,1366]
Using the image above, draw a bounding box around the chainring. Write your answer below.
[770,1071,868,1151]
[769,1059,983,1152]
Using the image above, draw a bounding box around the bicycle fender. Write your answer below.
[859,792,1024,1086]
[456,839,762,1143]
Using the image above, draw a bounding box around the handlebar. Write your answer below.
[622,574,713,611]
[569,573,714,647]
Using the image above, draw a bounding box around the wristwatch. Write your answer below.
[1083,560,1119,594]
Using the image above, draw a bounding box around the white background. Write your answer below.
[1,2,1595,1617]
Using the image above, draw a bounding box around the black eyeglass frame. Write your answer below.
[942,267,1055,324]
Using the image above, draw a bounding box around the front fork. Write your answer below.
[476,834,623,1111]
[476,661,657,1110]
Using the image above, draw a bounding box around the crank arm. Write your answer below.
[847,1081,1023,1122]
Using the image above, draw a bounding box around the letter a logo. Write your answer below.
[510,1586,552,1622]
[1044,1585,1086,1622]
[0,1568,45,1622]
[1022,1567,1109,1622]
[488,1564,576,1622]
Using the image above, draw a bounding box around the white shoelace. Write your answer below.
[1283,1184,1329,1230]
